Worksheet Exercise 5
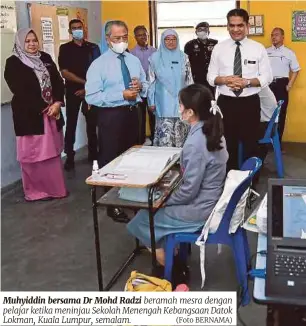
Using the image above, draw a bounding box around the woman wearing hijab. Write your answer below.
[148,29,193,147]
[4,28,68,201]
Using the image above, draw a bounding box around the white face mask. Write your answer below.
[197,31,208,40]
[111,41,128,54]
[179,106,191,124]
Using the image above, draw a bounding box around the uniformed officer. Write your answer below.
[184,22,218,93]
[267,27,301,143]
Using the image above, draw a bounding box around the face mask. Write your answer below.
[111,41,128,54]
[179,108,190,125]
[197,31,208,40]
[72,29,84,40]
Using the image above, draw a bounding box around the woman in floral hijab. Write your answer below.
[4,28,68,201]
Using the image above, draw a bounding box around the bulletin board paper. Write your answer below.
[41,17,54,42]
[58,15,69,41]
[42,42,56,61]
[1,1,17,104]
[28,3,88,67]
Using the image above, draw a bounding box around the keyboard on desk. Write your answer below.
[274,254,306,278]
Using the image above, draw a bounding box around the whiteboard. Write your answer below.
[1,1,17,104]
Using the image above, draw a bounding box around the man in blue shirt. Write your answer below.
[86,20,148,221]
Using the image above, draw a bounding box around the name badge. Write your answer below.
[171,61,179,64]
[247,60,256,64]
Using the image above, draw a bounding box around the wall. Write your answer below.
[101,1,150,50]
[1,1,102,188]
[241,0,306,143]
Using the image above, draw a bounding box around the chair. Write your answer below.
[164,157,262,306]
[238,100,285,177]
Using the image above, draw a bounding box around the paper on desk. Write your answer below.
[114,151,177,174]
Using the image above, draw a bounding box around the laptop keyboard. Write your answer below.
[274,254,306,277]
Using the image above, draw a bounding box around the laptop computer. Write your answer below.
[266,178,306,305]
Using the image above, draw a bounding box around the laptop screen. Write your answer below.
[272,185,306,239]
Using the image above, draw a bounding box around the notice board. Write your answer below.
[28,3,88,63]
[1,1,17,104]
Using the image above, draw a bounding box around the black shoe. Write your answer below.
[107,207,130,223]
[64,156,75,171]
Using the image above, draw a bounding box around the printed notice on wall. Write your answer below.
[0,1,17,31]
[43,43,55,61]
[58,15,69,40]
[41,17,54,42]
[292,11,306,42]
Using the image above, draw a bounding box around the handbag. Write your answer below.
[124,271,172,292]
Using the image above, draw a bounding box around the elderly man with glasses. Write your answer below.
[85,20,148,222]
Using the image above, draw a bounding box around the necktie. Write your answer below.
[118,54,132,89]
[233,41,242,97]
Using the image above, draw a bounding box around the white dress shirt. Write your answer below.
[207,37,273,97]
[259,86,277,122]
[266,45,301,78]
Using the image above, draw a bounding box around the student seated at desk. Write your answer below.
[127,84,229,270]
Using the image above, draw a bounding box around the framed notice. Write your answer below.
[249,15,264,36]
[292,11,306,42]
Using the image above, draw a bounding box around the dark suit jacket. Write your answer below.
[4,52,65,136]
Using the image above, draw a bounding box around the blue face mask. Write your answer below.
[72,29,84,40]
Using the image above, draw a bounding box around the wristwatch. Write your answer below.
[246,79,251,88]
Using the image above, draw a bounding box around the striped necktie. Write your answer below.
[233,41,242,97]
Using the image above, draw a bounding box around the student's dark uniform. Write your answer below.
[58,41,100,161]
[184,38,218,93]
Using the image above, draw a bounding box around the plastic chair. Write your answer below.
[238,100,284,177]
[164,157,262,306]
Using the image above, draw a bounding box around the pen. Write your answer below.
[100,173,127,180]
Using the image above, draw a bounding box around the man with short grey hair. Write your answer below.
[85,20,148,222]
[267,27,300,144]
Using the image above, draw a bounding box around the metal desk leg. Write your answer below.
[148,186,158,273]
[91,186,103,291]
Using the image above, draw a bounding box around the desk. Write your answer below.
[85,146,181,291]
[253,234,306,326]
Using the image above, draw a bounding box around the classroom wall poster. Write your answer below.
[292,11,306,42]
[57,15,69,40]
[42,42,55,61]
[41,17,54,42]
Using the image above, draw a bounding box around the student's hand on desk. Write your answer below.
[123,89,138,101]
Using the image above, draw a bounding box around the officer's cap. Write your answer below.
[195,22,210,29]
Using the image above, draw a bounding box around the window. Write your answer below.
[156,0,236,49]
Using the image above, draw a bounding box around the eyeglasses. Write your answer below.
[164,38,177,43]
[110,35,129,43]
